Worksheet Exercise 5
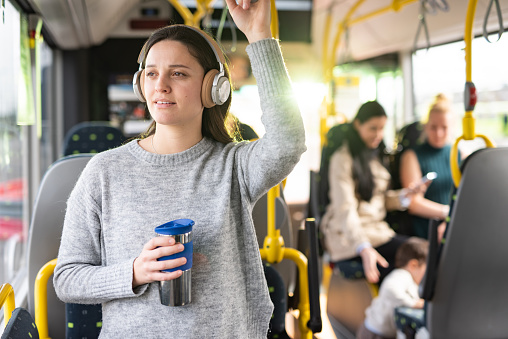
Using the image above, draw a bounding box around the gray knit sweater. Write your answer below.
[54,38,306,338]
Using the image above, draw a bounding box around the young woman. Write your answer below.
[399,94,454,239]
[53,0,306,337]
[320,101,418,284]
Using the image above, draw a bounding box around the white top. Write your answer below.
[364,268,420,337]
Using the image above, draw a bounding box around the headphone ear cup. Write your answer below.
[133,69,146,102]
[201,69,218,108]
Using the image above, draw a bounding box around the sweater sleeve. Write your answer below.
[53,164,147,304]
[237,38,306,202]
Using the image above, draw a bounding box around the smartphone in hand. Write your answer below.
[421,172,437,185]
[408,172,437,194]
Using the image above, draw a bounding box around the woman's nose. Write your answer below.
[155,77,170,93]
[437,128,446,138]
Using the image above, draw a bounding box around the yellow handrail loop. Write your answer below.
[35,258,57,339]
[0,283,16,327]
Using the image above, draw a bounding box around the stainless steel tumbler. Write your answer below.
[155,219,194,306]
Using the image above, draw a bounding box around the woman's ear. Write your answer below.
[353,119,360,130]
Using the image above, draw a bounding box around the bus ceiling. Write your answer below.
[19,0,508,54]
[313,0,508,63]
[21,0,313,50]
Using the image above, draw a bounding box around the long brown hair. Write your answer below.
[137,25,235,144]
[349,101,388,202]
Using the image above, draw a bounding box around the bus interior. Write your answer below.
[1,0,508,338]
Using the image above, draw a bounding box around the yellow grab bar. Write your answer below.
[260,2,312,336]
[166,0,214,27]
[329,0,364,77]
[321,0,419,144]
[450,135,495,187]
[349,0,418,26]
[259,248,312,339]
[0,283,16,327]
[283,248,311,339]
[264,185,285,263]
[270,0,279,39]
[465,0,477,84]
[450,0,496,187]
[35,258,57,339]
[194,0,215,27]
[167,0,194,25]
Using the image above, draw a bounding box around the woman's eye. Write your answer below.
[146,72,156,77]
[173,72,185,77]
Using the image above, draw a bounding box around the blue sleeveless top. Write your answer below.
[412,142,453,238]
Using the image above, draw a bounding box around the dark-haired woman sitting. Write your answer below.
[320,101,421,284]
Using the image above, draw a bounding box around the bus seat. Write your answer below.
[264,262,290,339]
[2,307,40,339]
[26,154,93,339]
[252,186,296,300]
[394,306,425,339]
[398,147,508,339]
[63,121,126,156]
[65,303,102,338]
[425,147,508,338]
[1,283,39,339]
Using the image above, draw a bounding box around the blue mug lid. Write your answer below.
[155,218,194,235]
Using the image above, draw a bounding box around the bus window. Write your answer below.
[0,0,23,285]
[413,35,508,153]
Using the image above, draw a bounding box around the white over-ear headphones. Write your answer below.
[132,25,231,108]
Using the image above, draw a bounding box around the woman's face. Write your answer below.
[143,39,205,130]
[425,111,451,148]
[354,116,387,149]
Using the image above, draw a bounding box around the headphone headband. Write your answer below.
[137,25,225,71]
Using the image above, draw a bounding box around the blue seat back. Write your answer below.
[63,122,126,156]
[264,263,289,338]
[2,308,39,339]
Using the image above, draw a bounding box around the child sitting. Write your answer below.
[357,237,428,339]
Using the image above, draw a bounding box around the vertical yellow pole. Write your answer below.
[463,0,478,140]
[270,0,279,39]
[267,185,279,238]
[321,0,364,145]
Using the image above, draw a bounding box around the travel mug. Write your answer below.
[155,218,194,306]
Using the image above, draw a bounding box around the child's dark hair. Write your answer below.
[395,237,429,268]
